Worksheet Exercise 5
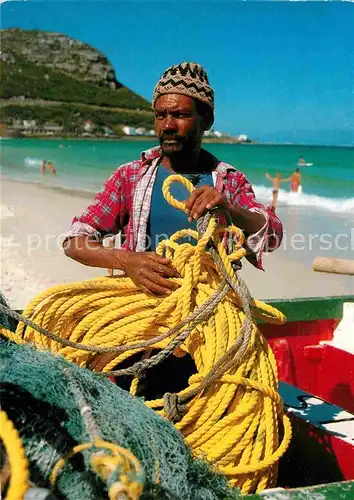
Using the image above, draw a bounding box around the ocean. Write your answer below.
[1,138,354,214]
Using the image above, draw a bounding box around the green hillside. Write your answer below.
[0,58,151,111]
[0,28,154,137]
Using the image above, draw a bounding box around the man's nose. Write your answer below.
[163,114,177,131]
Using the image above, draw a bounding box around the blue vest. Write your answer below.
[148,167,214,251]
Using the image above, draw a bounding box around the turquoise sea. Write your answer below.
[1,138,354,214]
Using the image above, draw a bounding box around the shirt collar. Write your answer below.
[140,146,162,164]
[214,160,236,177]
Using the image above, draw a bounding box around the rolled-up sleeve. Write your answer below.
[229,172,283,269]
[64,167,125,242]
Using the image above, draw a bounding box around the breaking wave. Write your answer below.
[253,185,354,214]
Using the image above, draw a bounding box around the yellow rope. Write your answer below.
[50,439,144,500]
[0,410,29,500]
[1,174,291,494]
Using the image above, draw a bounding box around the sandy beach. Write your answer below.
[1,177,353,310]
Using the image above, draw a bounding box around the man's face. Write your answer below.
[154,94,205,157]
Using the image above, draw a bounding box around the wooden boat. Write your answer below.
[250,294,354,498]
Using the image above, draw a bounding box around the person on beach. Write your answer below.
[264,173,290,209]
[41,160,46,176]
[64,62,283,295]
[290,168,302,193]
[47,161,57,176]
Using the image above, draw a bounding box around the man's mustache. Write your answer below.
[159,134,185,142]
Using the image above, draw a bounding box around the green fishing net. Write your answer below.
[0,336,240,500]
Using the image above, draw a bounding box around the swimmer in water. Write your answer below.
[290,168,302,193]
[265,173,291,209]
[47,161,57,176]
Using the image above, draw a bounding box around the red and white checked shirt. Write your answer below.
[66,146,283,269]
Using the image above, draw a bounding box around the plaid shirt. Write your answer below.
[66,146,283,269]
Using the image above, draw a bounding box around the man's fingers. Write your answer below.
[150,271,176,290]
[148,254,180,277]
[140,275,173,295]
[187,195,205,220]
[154,264,180,278]
[184,188,201,210]
[148,254,171,265]
[189,192,225,220]
[185,187,207,211]
[188,193,210,221]
[145,263,179,282]
[139,283,155,297]
[154,260,180,278]
[205,194,222,210]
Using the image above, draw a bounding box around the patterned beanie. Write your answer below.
[152,62,214,113]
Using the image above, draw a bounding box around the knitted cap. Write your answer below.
[152,62,214,112]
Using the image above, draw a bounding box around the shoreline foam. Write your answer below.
[2,174,354,216]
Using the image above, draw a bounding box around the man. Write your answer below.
[47,161,57,176]
[290,168,302,193]
[41,160,46,176]
[265,173,290,209]
[64,62,283,295]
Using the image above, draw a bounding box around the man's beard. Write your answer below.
[159,133,198,158]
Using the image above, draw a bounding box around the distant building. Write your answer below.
[204,129,223,138]
[121,126,155,136]
[122,126,135,135]
[84,120,95,132]
[23,120,37,129]
[236,134,248,142]
[22,120,39,135]
[43,122,64,135]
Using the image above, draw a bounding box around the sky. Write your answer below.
[1,0,354,146]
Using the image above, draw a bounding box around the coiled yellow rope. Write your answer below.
[0,410,29,500]
[1,175,291,494]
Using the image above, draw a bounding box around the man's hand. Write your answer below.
[121,251,179,296]
[185,186,230,222]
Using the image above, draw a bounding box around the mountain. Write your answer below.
[0,28,154,137]
[1,28,122,89]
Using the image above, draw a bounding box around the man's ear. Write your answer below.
[202,113,214,131]
[195,100,214,131]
